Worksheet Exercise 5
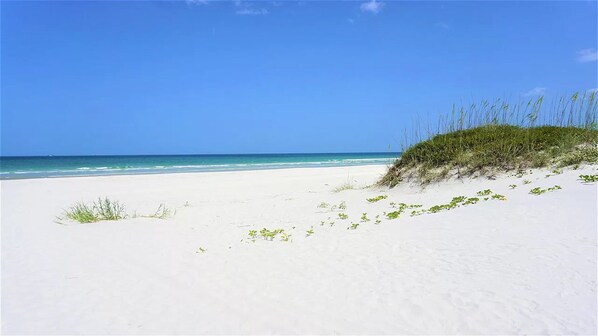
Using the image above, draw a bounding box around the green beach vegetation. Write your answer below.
[529,185,562,195]
[348,222,359,230]
[60,198,175,223]
[379,93,598,186]
[579,174,598,183]
[409,192,509,217]
[386,202,423,219]
[61,197,127,223]
[317,201,347,212]
[476,189,493,196]
[246,228,292,242]
[142,204,175,219]
[333,182,355,192]
[366,195,388,203]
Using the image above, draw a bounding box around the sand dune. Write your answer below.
[1,165,596,334]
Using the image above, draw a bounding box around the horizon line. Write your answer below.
[0,151,402,159]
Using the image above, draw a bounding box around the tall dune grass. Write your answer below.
[380,92,598,186]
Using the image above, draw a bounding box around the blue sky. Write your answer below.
[2,0,597,156]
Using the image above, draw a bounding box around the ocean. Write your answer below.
[0,152,400,180]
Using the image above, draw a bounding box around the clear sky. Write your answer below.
[1,0,597,156]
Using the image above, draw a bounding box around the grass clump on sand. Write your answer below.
[142,204,175,219]
[61,198,175,223]
[380,93,598,186]
[62,197,127,223]
[333,182,355,192]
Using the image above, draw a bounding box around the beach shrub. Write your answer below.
[379,93,598,186]
[558,147,598,167]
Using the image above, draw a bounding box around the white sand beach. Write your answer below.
[1,165,596,334]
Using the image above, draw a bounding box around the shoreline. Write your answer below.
[0,152,400,180]
[0,163,392,182]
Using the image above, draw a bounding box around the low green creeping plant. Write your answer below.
[476,189,493,196]
[491,194,507,201]
[366,195,388,203]
[579,174,598,183]
[317,202,330,209]
[529,185,562,195]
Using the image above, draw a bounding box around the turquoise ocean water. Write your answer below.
[0,153,399,180]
